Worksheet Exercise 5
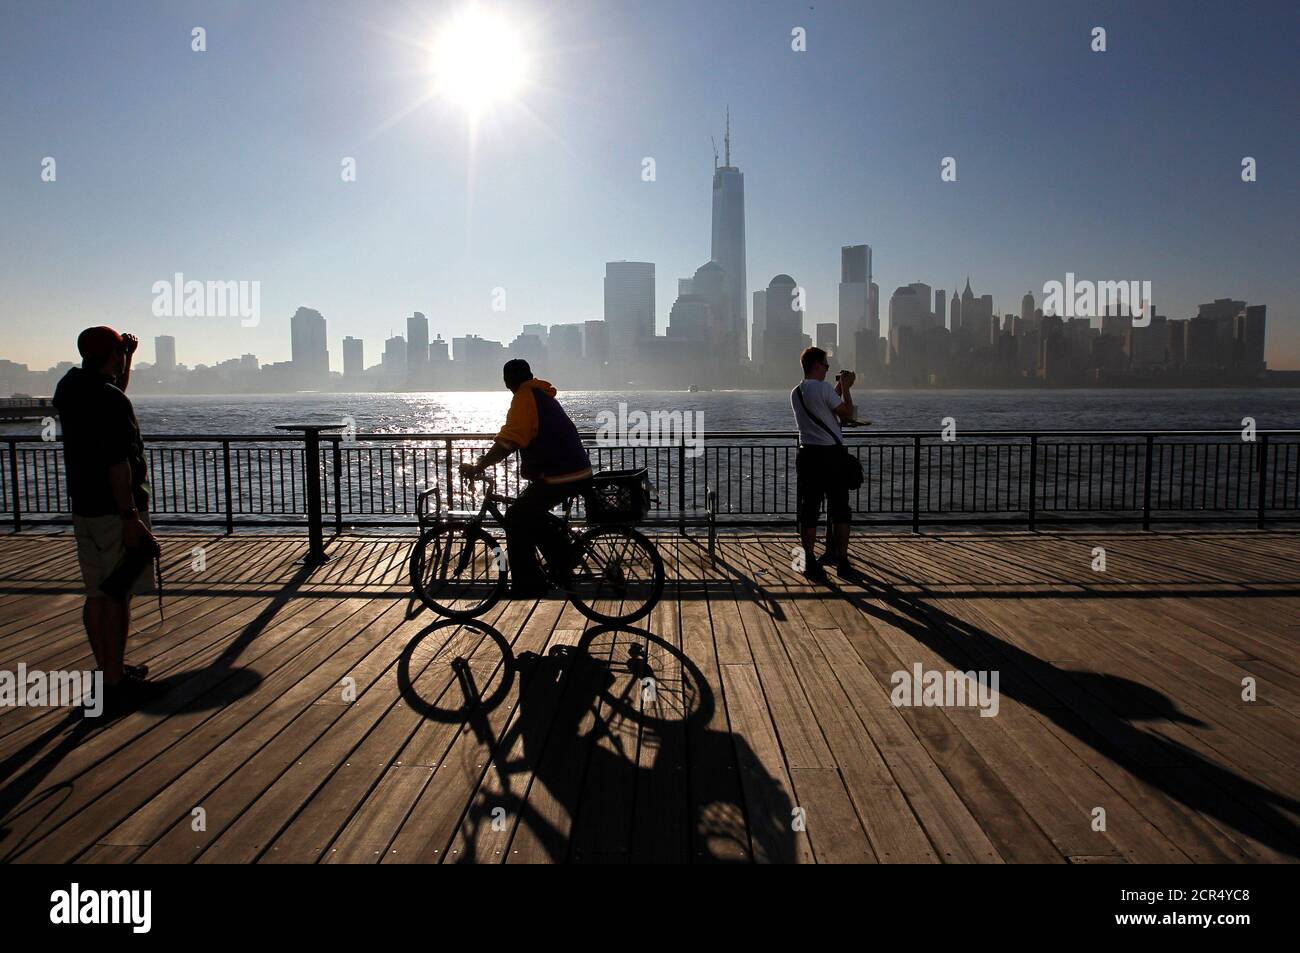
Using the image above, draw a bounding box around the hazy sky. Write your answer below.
[2,0,1298,370]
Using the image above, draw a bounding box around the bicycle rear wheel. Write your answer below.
[568,525,664,625]
[409,522,507,620]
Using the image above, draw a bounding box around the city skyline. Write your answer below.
[2,1,1297,371]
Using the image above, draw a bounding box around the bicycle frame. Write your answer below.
[416,474,582,579]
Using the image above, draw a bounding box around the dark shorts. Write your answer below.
[796,445,852,527]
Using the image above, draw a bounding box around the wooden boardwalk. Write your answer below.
[0,529,1297,864]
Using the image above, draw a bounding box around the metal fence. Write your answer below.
[3,430,1298,533]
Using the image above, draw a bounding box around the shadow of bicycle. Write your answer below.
[396,618,797,862]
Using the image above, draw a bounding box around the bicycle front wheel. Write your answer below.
[568,525,665,626]
[409,523,507,620]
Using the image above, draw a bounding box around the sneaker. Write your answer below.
[835,560,854,578]
[802,563,828,583]
[99,676,169,718]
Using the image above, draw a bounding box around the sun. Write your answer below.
[432,6,529,117]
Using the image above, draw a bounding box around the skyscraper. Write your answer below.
[710,109,747,363]
[290,306,329,385]
[1237,305,1267,372]
[154,335,176,375]
[406,312,429,383]
[838,244,872,369]
[761,274,801,379]
[751,289,767,368]
[603,261,655,363]
[690,260,729,353]
[342,336,364,378]
[816,323,838,352]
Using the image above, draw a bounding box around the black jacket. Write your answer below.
[52,366,149,517]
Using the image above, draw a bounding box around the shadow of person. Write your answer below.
[0,563,309,857]
[831,573,1300,859]
[400,617,797,863]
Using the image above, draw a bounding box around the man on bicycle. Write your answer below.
[459,359,592,598]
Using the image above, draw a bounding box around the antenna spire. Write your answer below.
[724,106,731,167]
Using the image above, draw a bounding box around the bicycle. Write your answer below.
[408,467,665,626]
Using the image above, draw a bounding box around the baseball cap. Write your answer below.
[77,326,125,367]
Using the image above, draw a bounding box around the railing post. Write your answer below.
[222,439,234,534]
[304,431,326,564]
[444,438,455,512]
[274,423,342,567]
[8,439,20,532]
[1257,433,1269,530]
[677,443,687,535]
[1027,435,1037,531]
[332,436,343,535]
[1142,434,1154,531]
[911,435,921,533]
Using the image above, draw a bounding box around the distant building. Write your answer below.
[342,336,364,378]
[290,307,329,385]
[154,335,176,375]
[1166,319,1187,366]
[816,323,838,353]
[1186,317,1218,367]
[407,312,429,384]
[603,261,655,362]
[761,274,801,380]
[508,331,545,368]
[838,244,872,369]
[547,323,584,379]
[1021,291,1035,325]
[382,335,407,377]
[1198,298,1246,365]
[1129,314,1167,368]
[668,294,712,342]
[582,320,610,364]
[1237,305,1266,373]
[711,110,747,363]
[751,289,767,370]
[690,260,729,353]
[453,334,506,382]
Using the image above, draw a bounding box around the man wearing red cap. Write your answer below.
[53,326,158,710]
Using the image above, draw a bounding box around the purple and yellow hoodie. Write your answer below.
[496,379,592,483]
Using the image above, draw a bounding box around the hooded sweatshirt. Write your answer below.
[496,379,591,482]
[51,366,150,517]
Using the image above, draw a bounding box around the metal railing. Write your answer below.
[3,430,1298,534]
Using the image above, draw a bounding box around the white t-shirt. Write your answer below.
[791,379,844,446]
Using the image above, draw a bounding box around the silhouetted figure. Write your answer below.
[458,359,592,597]
[52,326,159,712]
[791,345,858,579]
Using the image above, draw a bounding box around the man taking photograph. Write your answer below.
[52,326,158,711]
[791,346,858,581]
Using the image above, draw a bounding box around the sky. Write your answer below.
[1,0,1298,370]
